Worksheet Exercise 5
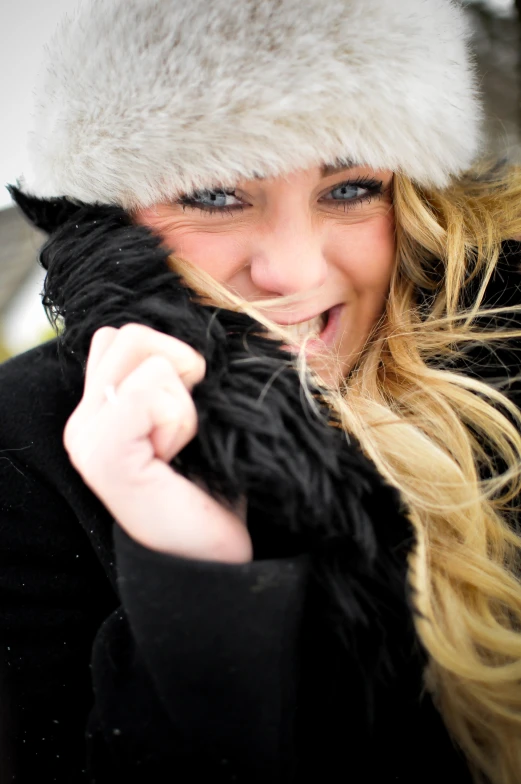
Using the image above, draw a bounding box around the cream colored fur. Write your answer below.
[20,0,483,208]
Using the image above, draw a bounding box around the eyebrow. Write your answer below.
[252,160,357,181]
[320,160,357,177]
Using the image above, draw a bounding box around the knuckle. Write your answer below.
[186,393,198,419]
[63,411,81,452]
[117,322,147,343]
[88,326,116,356]
[173,380,193,408]
[122,385,151,410]
[99,323,206,385]
[145,354,175,377]
[111,324,205,374]
[176,346,206,385]
[180,398,199,435]
[191,351,206,380]
[92,325,117,342]
[63,424,87,470]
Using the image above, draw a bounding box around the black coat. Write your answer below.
[1,195,520,782]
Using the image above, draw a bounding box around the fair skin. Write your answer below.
[63,164,395,563]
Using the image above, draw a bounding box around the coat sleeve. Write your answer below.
[0,433,309,783]
[87,526,308,782]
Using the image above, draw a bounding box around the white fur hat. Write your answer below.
[19,0,483,209]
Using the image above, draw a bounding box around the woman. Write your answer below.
[2,0,521,781]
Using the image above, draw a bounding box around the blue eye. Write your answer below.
[177,177,385,217]
[179,189,242,209]
[325,184,371,201]
[334,184,364,199]
[320,177,385,210]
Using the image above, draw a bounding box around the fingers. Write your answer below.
[115,354,198,462]
[84,326,118,388]
[65,354,198,482]
[83,323,205,418]
[62,323,253,563]
[64,323,204,464]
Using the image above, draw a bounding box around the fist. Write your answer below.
[63,324,252,563]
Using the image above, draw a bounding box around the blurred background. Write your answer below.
[0,0,520,363]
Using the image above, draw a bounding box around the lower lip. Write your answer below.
[282,304,344,355]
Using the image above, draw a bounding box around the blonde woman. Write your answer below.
[2,0,521,782]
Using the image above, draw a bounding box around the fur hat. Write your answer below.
[19,0,482,210]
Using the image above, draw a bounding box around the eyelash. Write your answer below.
[176,177,385,217]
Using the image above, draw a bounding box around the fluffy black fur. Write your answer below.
[9,186,418,715]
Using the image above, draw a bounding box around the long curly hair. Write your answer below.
[353,167,521,784]
[161,163,521,783]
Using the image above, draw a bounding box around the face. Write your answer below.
[134,163,396,385]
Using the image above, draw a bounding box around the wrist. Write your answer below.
[121,520,253,564]
[112,469,253,564]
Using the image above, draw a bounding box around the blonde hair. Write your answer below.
[165,162,521,784]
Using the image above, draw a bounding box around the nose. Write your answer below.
[248,215,328,296]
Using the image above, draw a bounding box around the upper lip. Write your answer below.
[267,304,339,326]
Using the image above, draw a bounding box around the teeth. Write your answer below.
[284,312,326,342]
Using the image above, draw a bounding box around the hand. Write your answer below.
[63,324,252,563]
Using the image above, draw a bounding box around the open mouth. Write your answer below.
[281,304,343,353]
[283,311,327,342]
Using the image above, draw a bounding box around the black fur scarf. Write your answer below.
[9,186,419,725]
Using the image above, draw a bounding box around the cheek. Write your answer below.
[326,215,395,376]
[167,231,245,283]
[332,214,395,297]
[133,207,245,284]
